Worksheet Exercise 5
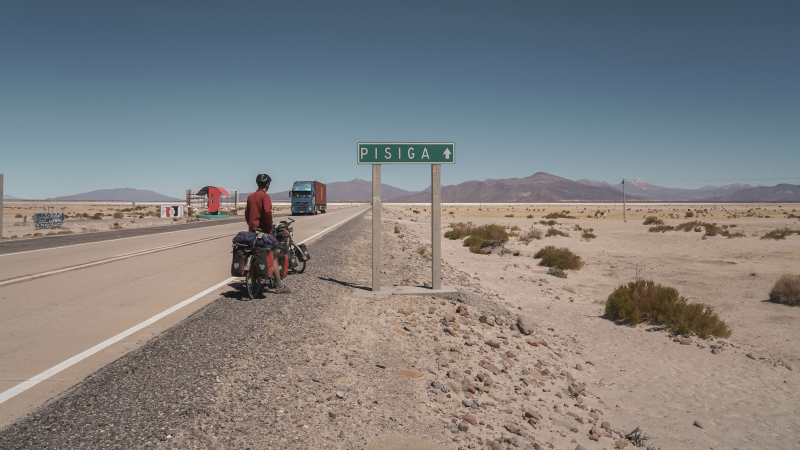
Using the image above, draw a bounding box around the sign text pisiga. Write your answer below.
[357,143,455,164]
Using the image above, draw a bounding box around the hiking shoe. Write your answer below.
[275,285,291,294]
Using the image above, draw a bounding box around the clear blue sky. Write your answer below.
[1,1,798,198]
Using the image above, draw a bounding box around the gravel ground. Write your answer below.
[0,208,644,450]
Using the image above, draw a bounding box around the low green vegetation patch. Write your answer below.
[545,228,569,237]
[533,245,584,270]
[769,274,800,306]
[547,267,567,278]
[761,227,800,240]
[580,228,597,241]
[544,211,575,219]
[604,279,731,338]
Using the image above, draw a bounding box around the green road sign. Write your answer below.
[357,143,455,164]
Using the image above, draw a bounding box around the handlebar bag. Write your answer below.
[231,244,247,277]
[294,243,311,262]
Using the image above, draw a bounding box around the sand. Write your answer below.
[386,203,800,449]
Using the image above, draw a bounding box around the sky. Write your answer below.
[1,0,798,198]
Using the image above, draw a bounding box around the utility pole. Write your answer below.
[622,179,626,222]
[713,192,716,208]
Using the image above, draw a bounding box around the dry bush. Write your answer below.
[604,279,731,338]
[761,227,799,240]
[113,212,124,219]
[539,219,558,226]
[544,211,575,219]
[545,228,569,237]
[649,225,675,233]
[15,213,23,218]
[643,216,663,226]
[526,214,533,218]
[685,211,695,218]
[505,214,514,217]
[534,246,584,270]
[769,274,800,306]
[548,267,567,278]
[519,227,543,244]
[444,222,475,240]
[581,228,597,241]
[510,225,521,231]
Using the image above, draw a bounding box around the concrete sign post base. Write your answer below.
[352,285,458,300]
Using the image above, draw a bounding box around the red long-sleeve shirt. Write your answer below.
[244,190,273,233]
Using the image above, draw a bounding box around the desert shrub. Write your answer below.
[113,212,124,219]
[510,225,521,231]
[675,221,724,236]
[463,236,492,254]
[545,228,569,237]
[526,215,533,219]
[470,224,509,245]
[518,227,543,244]
[725,230,745,238]
[604,279,731,338]
[649,225,675,233]
[33,232,42,237]
[544,211,575,219]
[581,228,597,241]
[769,274,800,306]
[445,222,474,240]
[643,216,663,226]
[505,214,514,217]
[548,267,567,278]
[15,213,23,218]
[111,223,122,230]
[90,212,103,220]
[539,219,557,226]
[685,211,694,218]
[761,227,799,240]
[572,224,583,231]
[533,245,584,270]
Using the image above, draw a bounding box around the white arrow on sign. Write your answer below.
[443,148,451,160]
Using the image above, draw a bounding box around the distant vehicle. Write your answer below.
[291,181,326,215]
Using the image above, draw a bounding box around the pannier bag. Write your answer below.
[294,243,311,262]
[253,247,272,277]
[231,244,247,277]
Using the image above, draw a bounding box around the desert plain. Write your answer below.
[382,202,800,449]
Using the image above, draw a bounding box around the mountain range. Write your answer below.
[393,172,638,202]
[577,178,756,201]
[9,175,799,202]
[48,188,182,202]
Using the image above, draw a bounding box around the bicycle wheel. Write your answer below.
[246,268,262,300]
[293,258,306,274]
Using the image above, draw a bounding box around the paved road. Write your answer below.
[0,205,368,428]
[0,216,244,255]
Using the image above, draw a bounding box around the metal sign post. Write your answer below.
[358,143,454,294]
[372,164,381,292]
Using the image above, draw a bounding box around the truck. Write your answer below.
[290,181,326,215]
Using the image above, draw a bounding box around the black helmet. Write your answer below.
[256,174,272,189]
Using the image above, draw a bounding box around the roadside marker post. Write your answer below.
[357,143,455,297]
[0,174,4,240]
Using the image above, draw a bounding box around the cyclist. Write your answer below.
[245,174,291,294]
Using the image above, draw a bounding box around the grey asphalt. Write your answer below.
[0,217,244,255]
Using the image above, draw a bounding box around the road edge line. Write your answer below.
[0,277,236,405]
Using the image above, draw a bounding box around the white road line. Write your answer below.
[0,207,366,406]
[297,208,367,244]
[0,277,236,405]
